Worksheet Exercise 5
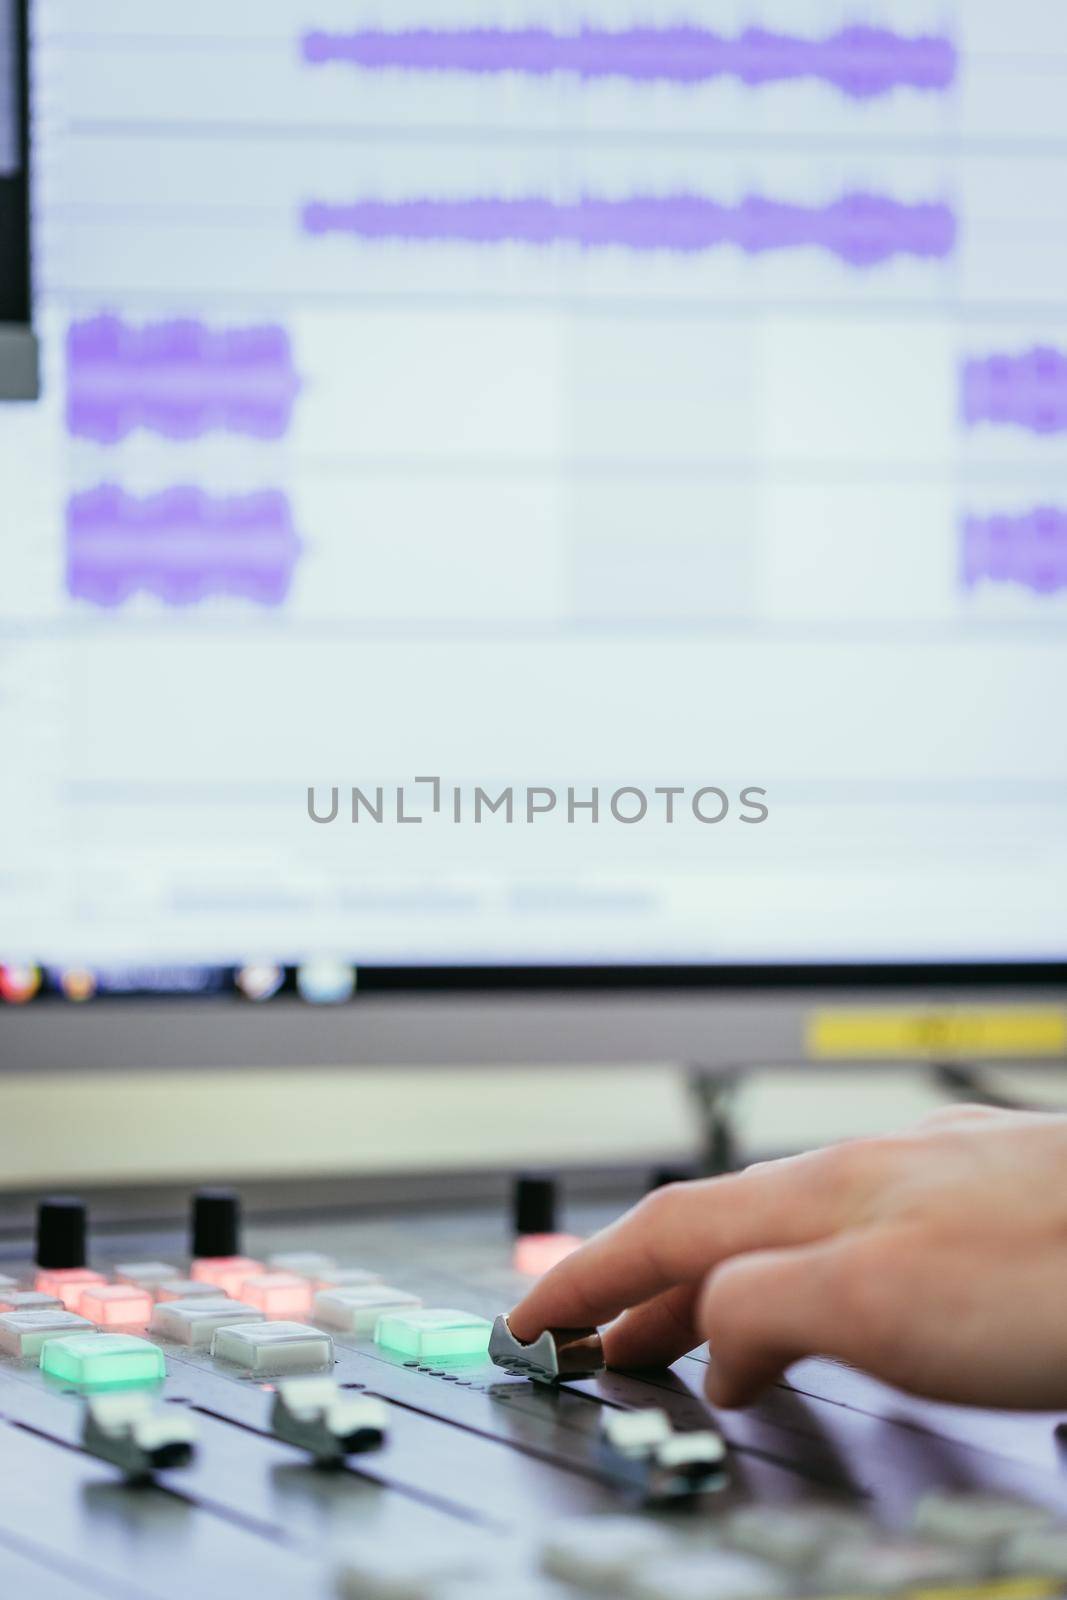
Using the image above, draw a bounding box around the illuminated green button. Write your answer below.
[374,1308,492,1362]
[40,1332,165,1390]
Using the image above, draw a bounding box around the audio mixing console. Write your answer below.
[0,1181,1065,1599]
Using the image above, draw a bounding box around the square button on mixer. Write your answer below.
[151,1301,264,1347]
[313,1286,421,1335]
[0,1309,95,1359]
[40,1333,166,1389]
[374,1308,492,1362]
[211,1321,334,1375]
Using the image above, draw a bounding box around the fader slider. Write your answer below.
[82,1391,197,1478]
[488,1314,604,1384]
[599,1406,727,1501]
[270,1375,387,1464]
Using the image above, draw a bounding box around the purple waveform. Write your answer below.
[962,347,1067,436]
[66,315,301,444]
[962,509,1067,596]
[66,486,303,607]
[301,24,957,100]
[302,192,956,269]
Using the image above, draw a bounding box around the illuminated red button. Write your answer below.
[241,1273,313,1319]
[35,1268,107,1311]
[512,1235,583,1277]
[78,1284,154,1327]
[189,1257,263,1298]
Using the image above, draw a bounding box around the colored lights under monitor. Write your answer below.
[79,1284,154,1327]
[374,1309,493,1362]
[40,1333,166,1389]
[35,1268,107,1311]
[190,1257,263,1298]
[512,1234,583,1277]
[241,1273,313,1318]
[0,964,42,1004]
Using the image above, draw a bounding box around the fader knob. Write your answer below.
[511,1175,582,1277]
[191,1187,241,1259]
[36,1196,87,1269]
[513,1175,557,1237]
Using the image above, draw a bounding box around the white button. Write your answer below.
[0,1310,96,1358]
[314,1286,421,1335]
[627,1552,787,1600]
[815,1538,987,1595]
[211,1321,333,1375]
[114,1261,179,1288]
[541,1518,675,1589]
[1002,1526,1067,1579]
[720,1504,871,1570]
[151,1301,264,1347]
[336,1550,482,1599]
[655,1431,727,1471]
[267,1251,336,1277]
[914,1492,1054,1549]
[436,1582,556,1600]
[0,1291,63,1313]
[600,1408,672,1455]
[153,1279,230,1303]
[316,1268,384,1290]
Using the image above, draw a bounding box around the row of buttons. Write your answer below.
[2,1292,493,1381]
[0,1251,390,1326]
[336,1496,1067,1600]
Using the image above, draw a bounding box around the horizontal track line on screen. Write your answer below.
[59,119,1067,160]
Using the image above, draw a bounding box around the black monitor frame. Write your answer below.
[0,0,35,396]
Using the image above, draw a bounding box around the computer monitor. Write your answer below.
[0,0,34,395]
[1,3,1065,1096]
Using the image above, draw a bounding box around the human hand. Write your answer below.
[508,1106,1067,1409]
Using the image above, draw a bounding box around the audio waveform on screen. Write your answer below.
[962,347,1067,436]
[66,315,301,444]
[66,486,303,608]
[302,192,956,269]
[961,509,1067,596]
[301,24,957,100]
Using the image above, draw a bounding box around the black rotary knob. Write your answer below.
[36,1195,87,1269]
[191,1187,241,1259]
[513,1174,557,1237]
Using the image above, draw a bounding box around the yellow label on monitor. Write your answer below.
[807,1007,1067,1061]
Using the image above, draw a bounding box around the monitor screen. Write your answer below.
[2,0,1065,987]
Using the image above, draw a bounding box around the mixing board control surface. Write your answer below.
[0,1189,1064,1599]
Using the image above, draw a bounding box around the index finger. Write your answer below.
[507,1145,869,1344]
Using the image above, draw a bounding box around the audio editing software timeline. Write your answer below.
[2,0,1067,974]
